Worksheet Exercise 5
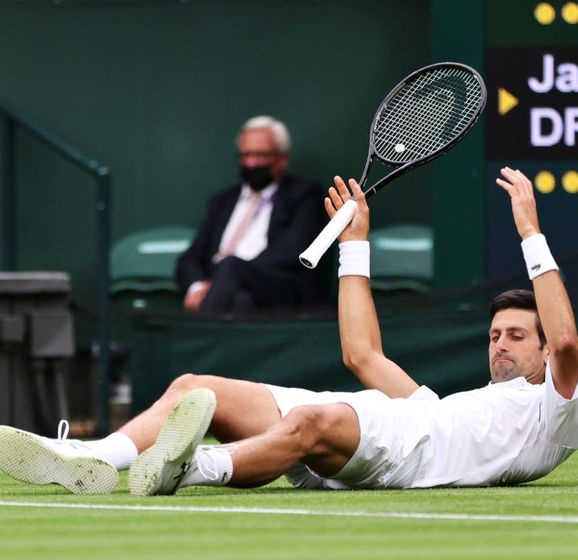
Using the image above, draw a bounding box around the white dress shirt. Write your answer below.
[187,183,278,295]
[216,183,278,262]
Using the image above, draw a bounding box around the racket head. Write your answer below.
[369,62,486,169]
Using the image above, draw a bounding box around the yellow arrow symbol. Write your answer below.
[498,88,519,115]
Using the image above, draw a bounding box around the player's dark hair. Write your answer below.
[489,289,546,348]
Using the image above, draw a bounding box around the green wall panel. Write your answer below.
[430,0,485,290]
[129,305,490,415]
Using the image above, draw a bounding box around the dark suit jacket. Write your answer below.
[175,175,328,305]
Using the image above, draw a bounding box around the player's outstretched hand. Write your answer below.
[325,176,370,243]
[496,167,541,240]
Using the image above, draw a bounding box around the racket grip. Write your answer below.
[299,199,358,269]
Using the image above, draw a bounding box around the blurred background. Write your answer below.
[0,0,576,436]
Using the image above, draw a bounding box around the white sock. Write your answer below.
[83,432,139,471]
[182,445,234,487]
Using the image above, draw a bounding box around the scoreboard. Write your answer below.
[486,1,578,291]
[488,49,578,160]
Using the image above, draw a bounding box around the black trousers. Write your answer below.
[199,256,300,313]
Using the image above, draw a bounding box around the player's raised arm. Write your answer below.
[496,167,578,398]
[327,176,419,398]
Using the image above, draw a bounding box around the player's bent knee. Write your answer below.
[283,406,330,451]
[159,373,216,403]
[167,373,223,392]
[285,403,360,457]
[166,373,200,393]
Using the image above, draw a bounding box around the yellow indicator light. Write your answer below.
[534,2,556,24]
[562,170,578,193]
[562,2,578,23]
[535,170,556,193]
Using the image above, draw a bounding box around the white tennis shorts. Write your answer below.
[264,384,438,489]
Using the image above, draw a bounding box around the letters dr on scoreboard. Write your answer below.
[487,47,578,160]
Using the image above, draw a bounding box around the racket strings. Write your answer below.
[378,68,480,145]
[375,72,481,161]
[401,83,475,141]
[401,75,481,142]
[373,67,483,164]
[375,73,448,150]
[378,89,479,160]
[375,72,479,160]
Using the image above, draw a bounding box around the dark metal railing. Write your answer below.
[0,105,111,436]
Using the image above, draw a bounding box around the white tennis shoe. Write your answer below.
[0,420,118,494]
[128,388,216,496]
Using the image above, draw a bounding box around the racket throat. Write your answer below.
[358,155,373,188]
[363,185,378,199]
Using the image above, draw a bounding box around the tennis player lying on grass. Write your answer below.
[0,167,577,495]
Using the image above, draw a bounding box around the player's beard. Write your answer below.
[491,353,521,382]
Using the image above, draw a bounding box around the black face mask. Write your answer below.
[240,165,273,191]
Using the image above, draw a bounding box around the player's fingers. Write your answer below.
[513,168,528,181]
[349,179,369,216]
[514,169,534,193]
[333,175,351,201]
[500,167,525,191]
[500,167,518,182]
[324,196,337,218]
[328,186,344,209]
[348,179,365,202]
[500,167,519,180]
[514,168,528,180]
[496,178,513,192]
[503,167,532,194]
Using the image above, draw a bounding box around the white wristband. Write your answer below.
[338,241,370,278]
[521,234,558,280]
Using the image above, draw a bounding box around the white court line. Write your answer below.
[0,500,577,524]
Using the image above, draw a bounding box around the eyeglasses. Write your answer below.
[237,150,280,160]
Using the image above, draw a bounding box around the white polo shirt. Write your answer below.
[408,362,578,488]
[266,361,578,490]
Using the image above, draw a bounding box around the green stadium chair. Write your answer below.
[368,223,433,293]
[110,225,194,309]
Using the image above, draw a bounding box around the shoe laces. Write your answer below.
[54,419,89,450]
[57,419,70,441]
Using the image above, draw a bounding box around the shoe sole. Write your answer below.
[128,388,216,496]
[0,426,118,494]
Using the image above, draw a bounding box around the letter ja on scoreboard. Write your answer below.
[487,47,578,159]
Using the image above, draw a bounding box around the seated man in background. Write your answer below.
[175,115,326,313]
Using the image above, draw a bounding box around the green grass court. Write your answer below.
[1,452,577,559]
